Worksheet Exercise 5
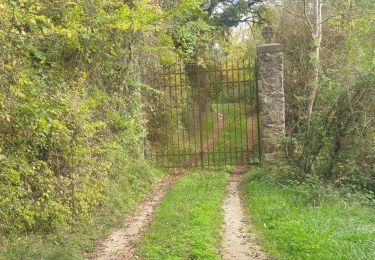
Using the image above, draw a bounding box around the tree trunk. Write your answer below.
[307,0,323,119]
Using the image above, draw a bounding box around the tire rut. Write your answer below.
[221,114,269,260]
[88,112,225,259]
[220,174,269,260]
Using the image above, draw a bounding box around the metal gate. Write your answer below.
[145,60,260,168]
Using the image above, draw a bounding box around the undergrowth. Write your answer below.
[243,166,375,260]
[0,160,164,259]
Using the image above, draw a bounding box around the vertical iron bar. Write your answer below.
[249,60,255,162]
[199,108,204,168]
[231,60,238,163]
[179,64,187,166]
[237,59,244,164]
[209,62,215,167]
[197,66,204,168]
[162,66,169,168]
[225,60,232,165]
[174,64,180,167]
[243,60,250,164]
[151,67,156,164]
[255,59,262,163]
[193,65,198,167]
[168,67,175,167]
[156,69,160,166]
[221,62,226,166]
[205,66,210,167]
[216,63,221,167]
[186,70,192,167]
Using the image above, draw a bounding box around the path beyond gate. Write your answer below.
[145,60,261,168]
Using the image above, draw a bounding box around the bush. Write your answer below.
[0,0,162,236]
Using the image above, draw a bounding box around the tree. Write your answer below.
[265,0,374,188]
[269,0,323,120]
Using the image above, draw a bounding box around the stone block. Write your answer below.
[257,43,285,163]
[257,43,283,53]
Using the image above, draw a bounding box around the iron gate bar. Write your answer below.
[216,64,221,167]
[171,67,176,167]
[174,65,179,166]
[206,65,211,167]
[198,67,204,168]
[154,66,160,166]
[231,61,238,163]
[249,59,255,161]
[186,73,191,167]
[179,64,186,166]
[193,66,198,167]
[146,59,260,168]
[238,60,242,162]
[225,60,232,165]
[163,66,169,168]
[243,59,250,163]
[255,59,262,162]
[208,62,212,167]
[221,61,227,165]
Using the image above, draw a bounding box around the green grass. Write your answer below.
[152,101,260,168]
[0,161,165,259]
[203,102,259,166]
[165,102,259,167]
[136,170,229,259]
[163,110,218,167]
[243,167,375,260]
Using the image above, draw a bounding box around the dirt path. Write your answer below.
[89,112,225,259]
[221,114,269,260]
[88,171,183,259]
[221,174,269,260]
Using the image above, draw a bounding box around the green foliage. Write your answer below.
[136,170,229,259]
[0,0,261,237]
[254,162,375,207]
[163,0,265,60]
[207,0,265,27]
[264,0,375,193]
[0,0,176,237]
[0,160,164,259]
[243,167,375,260]
[172,19,214,58]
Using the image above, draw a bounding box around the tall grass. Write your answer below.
[0,161,165,259]
[243,168,375,260]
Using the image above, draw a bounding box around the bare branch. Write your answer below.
[268,0,314,34]
[268,0,304,18]
[303,0,314,33]
[320,15,337,24]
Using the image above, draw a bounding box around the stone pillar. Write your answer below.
[257,43,285,163]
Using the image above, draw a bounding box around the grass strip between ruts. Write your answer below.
[136,170,229,259]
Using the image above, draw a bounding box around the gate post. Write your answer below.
[256,40,286,163]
